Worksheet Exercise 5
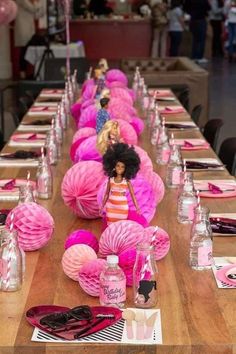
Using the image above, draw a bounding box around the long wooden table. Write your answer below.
[0,90,235,353]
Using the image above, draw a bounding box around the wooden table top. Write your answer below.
[0,90,235,354]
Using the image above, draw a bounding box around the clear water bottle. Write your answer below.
[166,144,182,188]
[156,123,170,165]
[132,67,140,92]
[60,100,67,130]
[99,255,126,308]
[150,103,161,145]
[45,128,58,165]
[177,172,197,224]
[133,243,158,308]
[146,97,155,127]
[190,206,213,270]
[36,154,53,199]
[0,228,25,292]
[18,184,36,204]
[142,85,150,112]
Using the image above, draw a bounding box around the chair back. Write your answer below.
[218,137,236,175]
[203,118,224,151]
[191,104,202,125]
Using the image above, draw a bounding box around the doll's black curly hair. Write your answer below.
[102,143,140,180]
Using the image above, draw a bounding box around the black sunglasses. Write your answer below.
[40,305,93,330]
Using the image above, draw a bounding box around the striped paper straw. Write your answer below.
[196,190,201,209]
[140,226,159,280]
[5,213,14,290]
[26,170,30,188]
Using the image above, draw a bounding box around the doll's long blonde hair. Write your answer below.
[96,120,120,155]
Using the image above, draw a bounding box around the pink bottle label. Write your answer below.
[100,280,126,304]
[143,97,149,109]
[188,202,197,220]
[198,247,212,266]
[0,259,7,280]
[162,149,170,163]
[172,169,181,184]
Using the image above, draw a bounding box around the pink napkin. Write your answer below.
[1,179,16,190]
[12,134,45,141]
[159,106,184,114]
[30,107,56,112]
[182,140,209,150]
[208,182,223,194]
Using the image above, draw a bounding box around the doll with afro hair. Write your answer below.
[100,143,141,224]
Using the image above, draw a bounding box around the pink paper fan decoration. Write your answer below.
[127,210,149,227]
[118,249,137,286]
[105,69,128,86]
[114,119,138,145]
[62,244,97,281]
[99,220,144,257]
[65,229,99,253]
[74,135,102,163]
[110,87,133,105]
[72,127,96,144]
[78,105,97,129]
[78,259,107,296]
[61,161,104,219]
[134,145,153,176]
[5,202,54,251]
[143,226,170,260]
[130,116,145,136]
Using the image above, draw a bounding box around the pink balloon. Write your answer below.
[7,0,17,23]
[0,0,11,25]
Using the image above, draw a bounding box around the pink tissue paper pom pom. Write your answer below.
[143,226,170,260]
[70,136,89,162]
[78,105,97,129]
[105,69,128,86]
[127,210,149,227]
[81,79,94,94]
[65,229,99,253]
[99,220,144,257]
[71,101,82,123]
[72,127,96,144]
[82,83,96,101]
[6,202,54,251]
[110,87,133,106]
[78,259,107,296]
[114,119,138,145]
[74,135,102,163]
[133,145,153,176]
[118,248,137,286]
[108,97,137,120]
[61,161,104,219]
[130,116,145,136]
[62,244,97,281]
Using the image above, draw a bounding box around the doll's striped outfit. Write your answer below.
[106,177,128,224]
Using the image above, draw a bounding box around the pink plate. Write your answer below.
[26,305,122,340]
[195,182,236,198]
[216,265,236,287]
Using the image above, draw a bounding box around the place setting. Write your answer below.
[174,139,210,151]
[165,121,198,130]
[0,178,36,201]
[17,119,52,132]
[39,89,64,99]
[158,105,186,115]
[212,257,236,289]
[183,158,225,171]
[193,179,236,198]
[0,150,40,167]
[8,133,46,148]
[27,106,57,117]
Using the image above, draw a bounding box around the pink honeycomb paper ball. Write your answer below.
[143,226,170,260]
[99,220,144,257]
[108,97,137,120]
[130,116,145,136]
[71,101,82,123]
[118,249,137,286]
[134,145,153,176]
[78,258,107,296]
[127,210,149,227]
[110,87,133,105]
[74,135,102,163]
[65,229,99,253]
[78,105,97,129]
[5,202,54,251]
[62,244,97,281]
[105,69,128,86]
[61,161,104,219]
[72,127,96,144]
[114,119,138,145]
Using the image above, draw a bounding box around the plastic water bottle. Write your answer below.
[99,255,126,308]
[177,172,197,224]
[166,144,182,188]
[189,206,213,270]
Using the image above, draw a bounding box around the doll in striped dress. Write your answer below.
[100,143,141,225]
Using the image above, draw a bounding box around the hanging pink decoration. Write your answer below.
[61,161,104,218]
[78,259,107,297]
[0,0,17,25]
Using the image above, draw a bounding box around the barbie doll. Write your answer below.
[101,143,140,224]
[96,120,121,155]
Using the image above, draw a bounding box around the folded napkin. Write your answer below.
[159,106,185,114]
[165,123,196,130]
[12,133,40,141]
[208,182,223,194]
[29,107,56,113]
[185,161,223,169]
[22,119,52,126]
[1,179,16,190]
[210,217,236,234]
[183,140,209,149]
[0,150,40,159]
